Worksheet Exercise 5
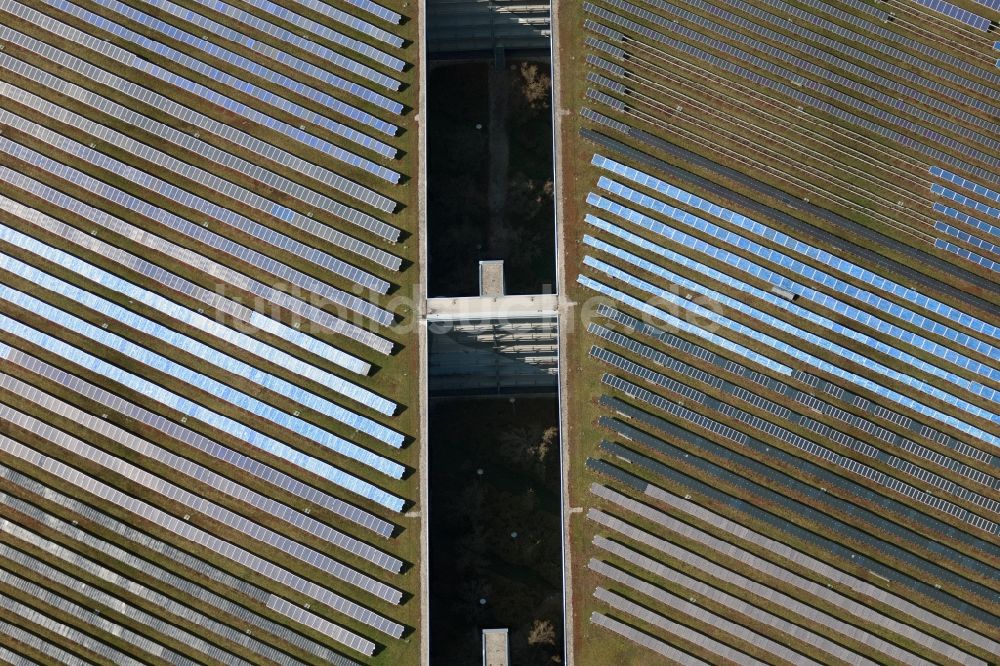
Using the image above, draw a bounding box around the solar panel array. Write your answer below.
[562,0,1000,663]
[0,0,419,662]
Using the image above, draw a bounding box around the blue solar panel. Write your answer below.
[937,240,999,272]
[931,184,1000,220]
[935,222,1000,259]
[593,155,1000,344]
[913,0,992,30]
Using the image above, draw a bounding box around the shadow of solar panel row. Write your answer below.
[0,434,399,650]
[0,512,326,666]
[0,251,402,442]
[1,63,398,234]
[620,0,1000,149]
[595,396,1000,588]
[0,227,393,408]
[589,483,987,664]
[1,373,401,570]
[0,544,250,666]
[0,336,405,511]
[5,350,398,536]
[0,399,403,602]
[590,431,996,625]
[582,120,1000,307]
[589,611,701,663]
[933,185,1000,221]
[591,313,1000,496]
[0,139,393,344]
[583,251,1000,445]
[594,333,998,524]
[0,582,152,666]
[933,166,1000,206]
[587,176,999,376]
[0,296,405,479]
[582,9,1000,186]
[587,506,931,665]
[0,467,363,665]
[593,585,759,665]
[678,0,1000,125]
[590,559,825,665]
[3,2,404,189]
[913,0,992,30]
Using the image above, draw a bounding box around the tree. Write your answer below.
[527,619,556,646]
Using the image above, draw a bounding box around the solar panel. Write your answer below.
[936,240,999,272]
[593,154,1000,347]
[912,0,992,30]
[0,434,399,646]
[588,178,999,375]
[0,277,404,452]
[590,612,706,664]
[0,465,365,665]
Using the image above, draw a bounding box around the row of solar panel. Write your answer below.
[618,473,1000,656]
[0,434,399,648]
[587,183,1000,384]
[1,78,397,302]
[592,1,1000,170]
[88,0,402,91]
[3,372,401,571]
[591,317,999,502]
[697,0,1000,125]
[592,561,821,666]
[0,466,363,665]
[584,229,999,421]
[2,345,394,537]
[0,180,374,379]
[632,0,999,150]
[582,11,1000,186]
[582,260,1000,450]
[0,397,403,602]
[0,171,388,371]
[0,542,251,666]
[589,611,691,663]
[936,221,1000,258]
[0,27,401,234]
[0,337,404,511]
[933,184,1000,221]
[913,0,992,31]
[0,221,392,413]
[591,511,896,665]
[795,0,1000,89]
[0,140,394,354]
[590,481,986,664]
[0,258,403,447]
[593,154,999,349]
[937,240,999,272]
[0,574,155,666]
[597,403,999,610]
[595,343,997,527]
[934,203,999,243]
[0,294,404,475]
[932,166,1000,205]
[4,2,406,188]
[284,0,404,46]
